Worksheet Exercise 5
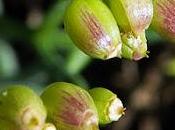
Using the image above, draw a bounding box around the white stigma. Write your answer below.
[22,107,44,130]
[42,123,56,130]
[108,98,125,121]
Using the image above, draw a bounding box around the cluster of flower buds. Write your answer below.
[64,0,153,60]
[151,0,175,42]
[0,82,125,130]
[41,82,125,130]
[0,85,55,130]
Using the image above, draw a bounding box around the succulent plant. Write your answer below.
[0,85,47,130]
[106,0,153,60]
[41,82,99,130]
[64,0,122,60]
[89,87,125,125]
[151,0,175,42]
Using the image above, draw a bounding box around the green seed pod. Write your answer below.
[106,0,153,60]
[151,0,175,42]
[41,82,99,130]
[0,85,47,130]
[64,0,122,60]
[89,88,125,125]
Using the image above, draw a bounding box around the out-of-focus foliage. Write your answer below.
[0,0,3,16]
[0,40,19,78]
[0,0,91,89]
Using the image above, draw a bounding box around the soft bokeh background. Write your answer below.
[0,0,174,130]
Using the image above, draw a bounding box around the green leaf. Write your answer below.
[66,48,91,75]
[0,40,19,78]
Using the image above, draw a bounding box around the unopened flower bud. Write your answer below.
[64,0,122,59]
[89,88,125,125]
[41,82,99,130]
[0,85,47,130]
[107,0,153,35]
[106,0,153,60]
[151,0,175,42]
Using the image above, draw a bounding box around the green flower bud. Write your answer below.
[64,0,122,59]
[151,0,175,42]
[0,85,47,130]
[89,88,125,125]
[41,82,99,130]
[106,0,153,60]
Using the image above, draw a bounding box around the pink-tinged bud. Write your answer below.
[106,0,153,60]
[107,0,153,35]
[41,82,99,130]
[64,0,122,59]
[152,0,175,41]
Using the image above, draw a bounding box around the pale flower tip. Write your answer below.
[42,123,57,130]
[133,51,143,61]
[133,50,149,61]
[117,107,126,116]
[109,98,125,121]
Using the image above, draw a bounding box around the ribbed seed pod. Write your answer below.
[89,88,125,125]
[64,0,122,60]
[151,0,175,42]
[0,85,47,130]
[106,0,153,60]
[41,82,99,130]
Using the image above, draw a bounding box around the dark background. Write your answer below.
[0,0,175,130]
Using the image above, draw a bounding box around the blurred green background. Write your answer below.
[0,0,174,130]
